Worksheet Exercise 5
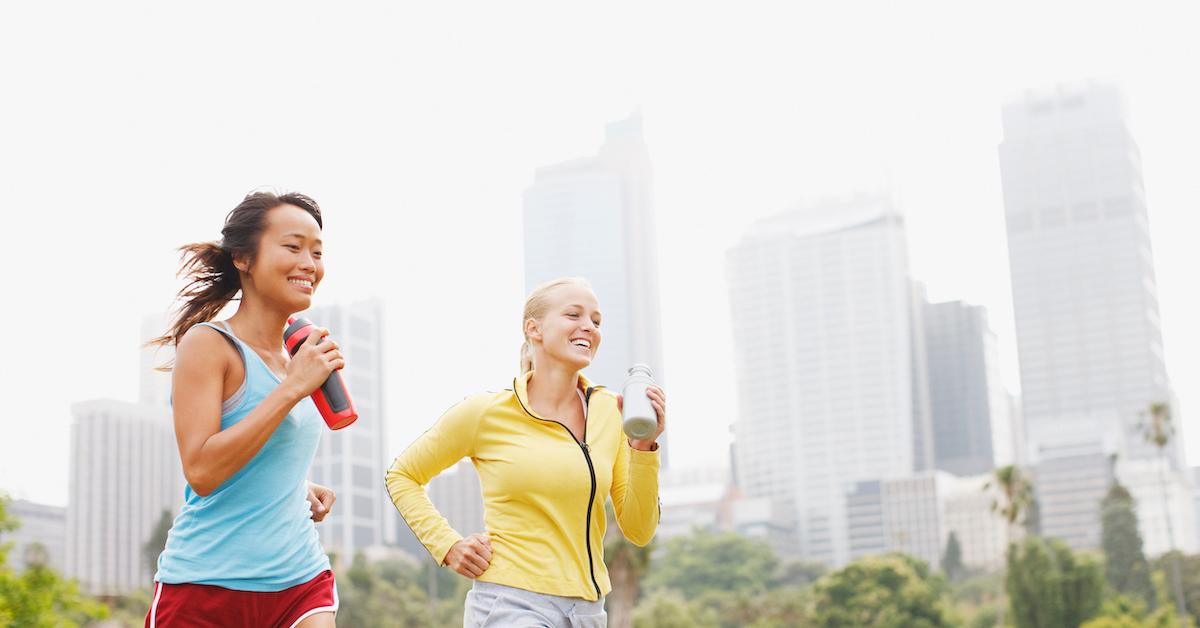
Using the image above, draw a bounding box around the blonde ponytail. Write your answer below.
[519,340,535,374]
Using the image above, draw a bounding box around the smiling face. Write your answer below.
[235,204,324,313]
[525,281,602,373]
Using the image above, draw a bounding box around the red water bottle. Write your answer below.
[284,317,358,430]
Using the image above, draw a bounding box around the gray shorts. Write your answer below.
[463,581,607,628]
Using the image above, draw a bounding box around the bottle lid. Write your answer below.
[627,363,653,377]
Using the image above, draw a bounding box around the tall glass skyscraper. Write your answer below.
[522,112,668,458]
[66,400,182,595]
[999,82,1192,551]
[922,300,1013,475]
[999,82,1179,466]
[726,196,928,565]
[301,299,392,558]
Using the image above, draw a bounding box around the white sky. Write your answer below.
[2,1,1198,506]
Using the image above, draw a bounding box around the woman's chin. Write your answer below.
[284,293,314,312]
[551,353,592,371]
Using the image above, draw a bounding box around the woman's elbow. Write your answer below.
[183,466,217,497]
[384,465,417,499]
[627,530,656,547]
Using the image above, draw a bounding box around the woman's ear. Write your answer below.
[232,254,249,274]
[524,318,541,343]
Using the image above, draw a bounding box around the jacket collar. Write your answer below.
[513,370,596,420]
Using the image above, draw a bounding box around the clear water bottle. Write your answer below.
[622,364,658,440]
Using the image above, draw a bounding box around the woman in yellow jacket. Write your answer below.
[386,277,666,627]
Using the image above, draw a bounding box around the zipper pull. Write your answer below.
[581,442,590,453]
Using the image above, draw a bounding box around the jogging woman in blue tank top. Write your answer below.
[145,192,345,628]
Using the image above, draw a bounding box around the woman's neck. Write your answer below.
[527,362,582,409]
[226,298,291,352]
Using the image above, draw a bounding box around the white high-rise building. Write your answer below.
[844,471,1013,571]
[943,474,1018,571]
[999,82,1181,465]
[922,300,1013,475]
[300,299,391,559]
[999,82,1192,548]
[66,400,183,595]
[879,473,952,569]
[1030,423,1118,551]
[1,499,67,573]
[522,112,666,412]
[727,196,926,565]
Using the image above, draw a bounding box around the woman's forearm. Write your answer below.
[184,383,305,495]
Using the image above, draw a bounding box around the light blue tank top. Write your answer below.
[155,321,330,591]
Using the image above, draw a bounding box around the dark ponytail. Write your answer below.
[150,191,322,363]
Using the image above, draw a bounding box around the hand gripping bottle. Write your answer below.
[283,317,358,430]
[621,364,658,440]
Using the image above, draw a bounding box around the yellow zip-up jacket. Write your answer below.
[385,371,661,601]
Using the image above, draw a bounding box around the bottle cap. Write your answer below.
[627,363,653,377]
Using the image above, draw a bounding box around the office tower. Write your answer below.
[1031,430,1118,550]
[923,300,1013,475]
[845,472,1013,570]
[999,82,1192,549]
[1,499,66,573]
[727,195,925,565]
[522,112,666,402]
[301,299,392,557]
[999,82,1180,465]
[66,400,182,595]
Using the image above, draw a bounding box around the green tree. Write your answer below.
[643,528,778,598]
[634,590,718,628]
[604,500,654,628]
[686,586,813,628]
[1082,594,1196,628]
[333,553,467,628]
[0,494,16,564]
[1006,536,1105,627]
[941,532,965,582]
[0,495,108,627]
[949,571,1008,628]
[770,560,826,589]
[810,553,954,627]
[1141,401,1188,623]
[987,464,1037,626]
[1153,552,1200,625]
[1102,483,1155,608]
[143,509,173,579]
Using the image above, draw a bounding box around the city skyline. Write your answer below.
[3,3,1200,511]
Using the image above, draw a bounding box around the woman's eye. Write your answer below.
[313,251,323,259]
[592,320,601,328]
[285,244,301,251]
[567,312,579,318]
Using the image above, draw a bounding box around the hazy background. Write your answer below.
[2,1,1197,506]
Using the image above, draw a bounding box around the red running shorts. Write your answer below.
[145,570,338,628]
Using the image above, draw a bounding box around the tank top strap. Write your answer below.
[193,321,248,415]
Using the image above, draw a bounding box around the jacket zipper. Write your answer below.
[512,379,603,599]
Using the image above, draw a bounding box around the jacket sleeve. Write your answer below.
[609,414,661,547]
[385,395,483,564]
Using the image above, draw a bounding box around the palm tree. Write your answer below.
[604,500,654,628]
[986,464,1034,542]
[985,464,1035,628]
[1140,401,1187,622]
